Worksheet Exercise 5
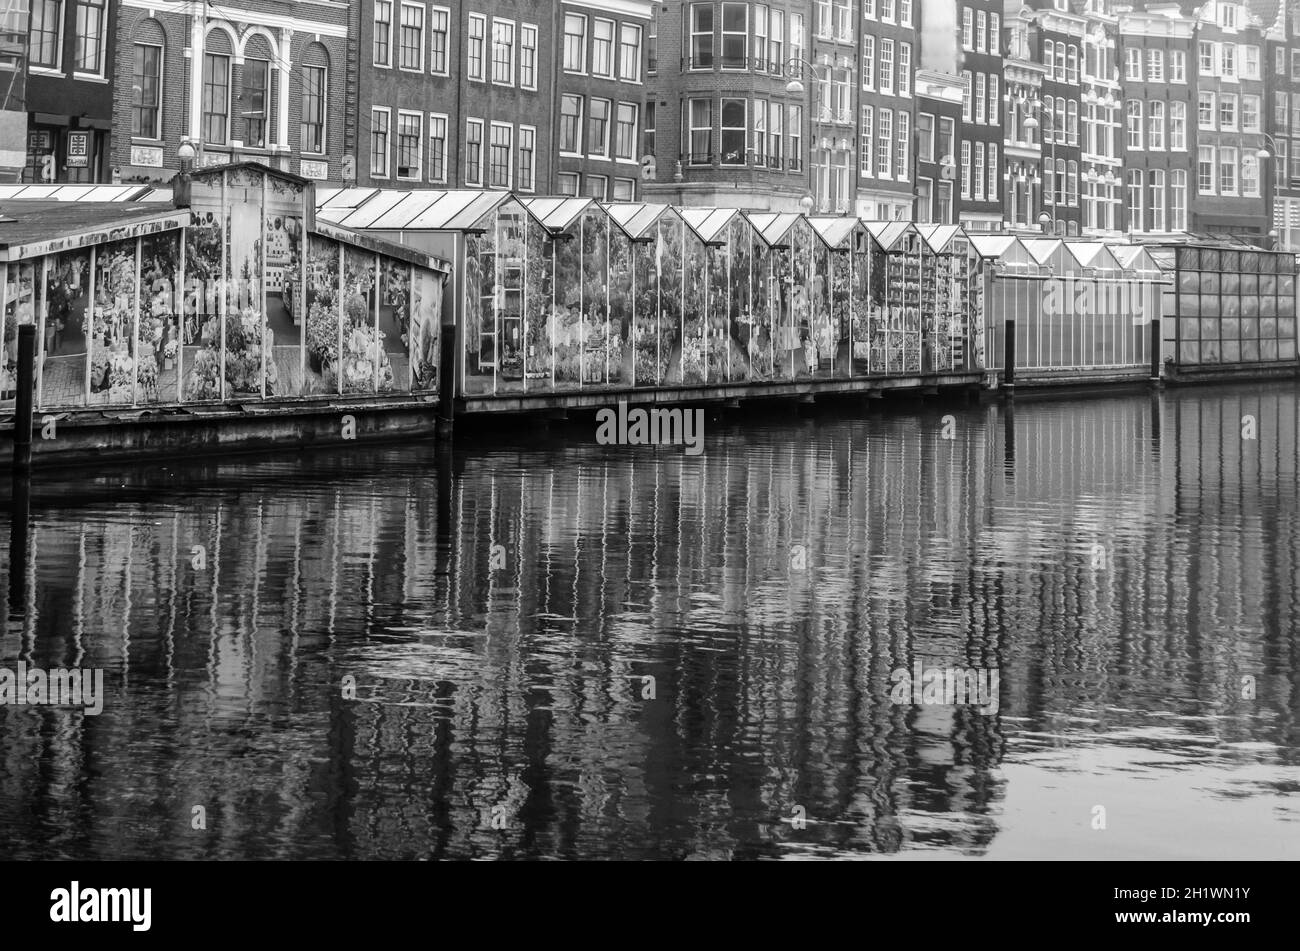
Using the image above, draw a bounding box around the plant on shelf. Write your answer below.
[185,347,221,401]
[306,291,340,370]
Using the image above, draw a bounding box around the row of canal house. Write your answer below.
[2,165,1298,459]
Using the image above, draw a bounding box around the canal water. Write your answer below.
[1,384,1297,860]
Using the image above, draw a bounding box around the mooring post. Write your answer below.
[12,323,35,474]
[437,317,456,440]
[1003,318,1016,396]
[1150,316,1161,383]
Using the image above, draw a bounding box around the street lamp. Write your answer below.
[174,139,197,209]
[785,55,855,214]
[1022,96,1060,234]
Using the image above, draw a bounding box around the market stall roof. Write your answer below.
[0,183,161,202]
[744,212,804,248]
[0,200,186,262]
[1109,244,1169,280]
[968,235,1035,271]
[862,220,914,251]
[807,216,861,250]
[520,196,598,234]
[317,187,382,213]
[1064,241,1124,275]
[916,224,967,254]
[312,217,450,274]
[603,202,679,241]
[1021,238,1071,272]
[316,189,515,233]
[679,207,745,245]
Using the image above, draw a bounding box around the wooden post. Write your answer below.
[1003,316,1016,394]
[12,324,36,472]
[1150,315,1161,382]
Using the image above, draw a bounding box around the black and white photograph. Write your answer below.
[0,0,1293,930]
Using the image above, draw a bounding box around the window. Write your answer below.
[560,94,583,154]
[565,13,587,72]
[690,4,713,69]
[1220,3,1237,28]
[861,36,875,90]
[899,43,911,96]
[1219,94,1237,131]
[988,143,998,201]
[430,8,450,75]
[962,70,971,121]
[397,111,421,179]
[976,11,986,52]
[879,39,893,93]
[990,13,1000,52]
[1148,101,1164,149]
[520,24,537,89]
[1124,46,1141,80]
[791,12,804,65]
[917,111,933,162]
[615,102,638,160]
[465,118,484,185]
[371,108,390,177]
[29,0,61,69]
[989,75,999,124]
[1220,43,1235,78]
[241,58,269,148]
[1067,99,1078,145]
[400,3,423,70]
[1199,41,1214,75]
[645,100,656,157]
[1126,99,1143,149]
[1277,141,1289,188]
[974,141,984,200]
[859,105,873,176]
[975,73,986,124]
[374,1,392,67]
[468,14,486,80]
[768,100,783,165]
[301,64,325,154]
[131,44,162,140]
[613,178,636,201]
[428,113,448,183]
[1146,49,1163,82]
[491,18,515,83]
[1277,91,1289,128]
[201,53,230,145]
[1170,169,1186,231]
[1068,46,1078,84]
[1243,44,1259,79]
[895,110,909,181]
[1067,160,1078,206]
[959,139,970,198]
[788,103,801,170]
[1170,50,1185,82]
[962,8,973,50]
[585,175,608,200]
[558,172,580,196]
[938,117,954,165]
[620,24,642,81]
[689,98,713,163]
[877,108,892,178]
[721,98,746,164]
[518,126,536,191]
[593,18,614,76]
[722,3,747,67]
[1127,170,1143,229]
[1198,91,1215,130]
[1242,154,1259,196]
[1170,101,1186,149]
[1243,95,1260,132]
[917,178,932,223]
[1198,145,1215,193]
[589,98,611,156]
[73,0,106,73]
[1149,170,1165,231]
[488,122,511,187]
[1294,49,1300,81]
[1219,146,1237,195]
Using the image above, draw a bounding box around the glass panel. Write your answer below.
[633,238,659,386]
[303,233,341,395]
[1279,338,1297,359]
[1221,250,1239,272]
[1241,339,1260,362]
[462,229,494,395]
[1240,274,1258,296]
[524,214,553,391]
[184,209,224,401]
[1181,293,1200,317]
[553,223,583,389]
[2,262,37,409]
[42,250,91,409]
[771,242,795,380]
[791,222,814,377]
[1221,272,1240,295]
[1201,249,1220,270]
[726,217,751,382]
[1241,294,1258,317]
[1260,337,1278,359]
[705,241,730,383]
[409,267,443,392]
[579,209,610,386]
[224,172,270,399]
[341,248,384,394]
[265,187,306,397]
[656,216,682,385]
[89,240,140,407]
[1221,339,1240,362]
[1178,248,1198,269]
[1200,272,1220,294]
[379,259,412,392]
[608,222,633,386]
[138,233,181,404]
[1178,270,1199,294]
[749,233,775,381]
[830,247,851,376]
[1222,294,1240,317]
[681,231,706,384]
[496,210,526,393]
[1260,273,1277,295]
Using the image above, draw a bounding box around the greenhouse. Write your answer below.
[864,222,924,375]
[916,224,977,373]
[0,163,448,413]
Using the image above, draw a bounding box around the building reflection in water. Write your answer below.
[1,384,1297,859]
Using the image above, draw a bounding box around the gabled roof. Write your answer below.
[1021,238,1068,268]
[1064,241,1123,273]
[603,202,679,240]
[0,202,186,262]
[968,235,1022,260]
[315,189,516,232]
[916,223,966,254]
[678,207,744,245]
[807,216,861,249]
[0,183,162,202]
[862,220,914,251]
[1110,244,1168,279]
[520,196,598,233]
[744,212,804,247]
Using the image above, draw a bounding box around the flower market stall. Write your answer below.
[745,212,821,381]
[808,216,874,379]
[916,224,976,373]
[604,202,684,388]
[864,222,923,375]
[677,208,756,385]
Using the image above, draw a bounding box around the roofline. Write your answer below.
[0,208,188,262]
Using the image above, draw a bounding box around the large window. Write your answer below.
[877,107,893,178]
[1170,169,1187,230]
[430,7,449,74]
[615,102,638,160]
[1170,102,1186,150]
[371,108,390,177]
[895,110,909,182]
[690,4,713,68]
[1127,170,1143,231]
[1126,99,1143,149]
[492,18,515,83]
[645,101,656,157]
[1198,145,1214,194]
[428,113,447,183]
[688,98,713,163]
[1220,146,1237,195]
[465,118,484,185]
[517,126,536,191]
[520,24,537,88]
[73,0,106,73]
[560,95,583,154]
[29,0,61,69]
[593,18,614,76]
[1148,100,1165,149]
[1149,169,1165,231]
[565,13,587,72]
[242,58,269,148]
[468,13,486,80]
[721,3,747,67]
[721,98,745,164]
[399,2,423,70]
[201,53,230,145]
[489,122,512,187]
[131,44,162,139]
[619,23,642,81]
[374,1,392,66]
[589,98,611,156]
[301,65,326,154]
[397,111,421,179]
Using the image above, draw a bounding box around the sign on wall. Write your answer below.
[130,146,164,168]
[66,131,91,168]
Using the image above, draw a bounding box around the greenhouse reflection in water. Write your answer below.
[1,385,1298,859]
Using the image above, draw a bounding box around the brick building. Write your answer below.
[856,0,918,220]
[1078,0,1122,237]
[913,68,964,223]
[948,0,1002,231]
[1117,1,1195,235]
[1029,0,1085,235]
[110,0,350,184]
[641,0,811,210]
[1002,5,1047,231]
[23,0,118,182]
[1260,0,1300,247]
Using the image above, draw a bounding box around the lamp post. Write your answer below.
[786,55,855,214]
[1022,97,1059,234]
[174,139,196,209]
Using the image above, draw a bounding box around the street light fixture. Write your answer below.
[785,55,855,214]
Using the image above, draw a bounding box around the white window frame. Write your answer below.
[467,13,487,82]
[428,112,448,184]
[520,23,538,90]
[429,7,450,76]
[487,120,513,189]
[395,109,423,181]
[491,17,515,86]
[398,2,424,72]
[465,117,485,186]
[371,106,391,179]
